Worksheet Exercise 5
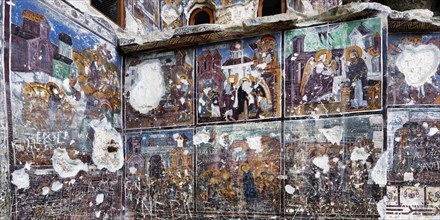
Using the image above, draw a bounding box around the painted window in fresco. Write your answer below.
[386,108,440,217]
[387,34,440,105]
[284,115,384,217]
[125,129,193,218]
[284,18,383,117]
[196,34,282,124]
[9,1,122,218]
[125,49,194,129]
[195,122,282,214]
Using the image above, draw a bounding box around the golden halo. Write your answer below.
[239,162,250,174]
[228,75,238,84]
[345,45,363,61]
[45,82,62,95]
[239,77,251,86]
[178,73,188,84]
[315,49,332,65]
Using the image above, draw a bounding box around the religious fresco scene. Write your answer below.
[387,33,440,105]
[128,0,160,33]
[285,18,383,117]
[125,129,193,219]
[196,34,282,123]
[160,0,190,29]
[8,0,123,218]
[284,115,385,218]
[125,49,194,129]
[288,0,341,15]
[386,108,440,218]
[195,122,282,214]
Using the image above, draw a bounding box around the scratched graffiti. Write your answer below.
[125,129,194,219]
[386,108,440,218]
[8,1,123,219]
[195,122,282,214]
[284,115,384,218]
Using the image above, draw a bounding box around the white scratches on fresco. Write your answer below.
[90,118,123,172]
[128,60,166,114]
[396,44,440,87]
[11,168,30,189]
[52,148,88,178]
[318,126,343,145]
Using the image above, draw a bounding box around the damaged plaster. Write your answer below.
[90,119,123,172]
[52,148,88,178]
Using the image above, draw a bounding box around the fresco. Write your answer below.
[284,115,384,217]
[214,0,245,7]
[125,49,194,129]
[196,34,282,124]
[8,1,123,218]
[160,0,189,29]
[129,0,160,33]
[285,18,383,117]
[125,129,193,218]
[195,122,282,214]
[288,0,341,15]
[386,108,440,218]
[0,0,10,218]
[388,33,440,106]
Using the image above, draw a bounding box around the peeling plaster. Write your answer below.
[90,119,123,172]
[128,60,166,114]
[52,148,88,178]
[396,44,440,87]
[11,168,29,189]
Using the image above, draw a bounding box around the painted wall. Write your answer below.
[0,0,439,219]
[6,0,123,219]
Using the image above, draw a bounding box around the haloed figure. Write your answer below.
[345,46,368,109]
[48,84,66,130]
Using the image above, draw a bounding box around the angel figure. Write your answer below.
[300,49,337,103]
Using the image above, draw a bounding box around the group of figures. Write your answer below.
[285,18,383,116]
[8,1,124,219]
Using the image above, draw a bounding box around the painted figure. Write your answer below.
[301,49,337,103]
[345,46,368,109]
[48,84,65,130]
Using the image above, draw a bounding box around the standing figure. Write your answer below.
[48,84,65,130]
[240,163,258,203]
[345,46,369,109]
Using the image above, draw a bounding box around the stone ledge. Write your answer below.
[118,2,440,55]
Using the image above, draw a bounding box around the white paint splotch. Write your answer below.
[319,126,343,145]
[350,147,370,163]
[312,155,330,173]
[90,119,124,172]
[128,60,166,114]
[52,148,88,178]
[11,168,29,189]
[396,44,440,87]
[194,129,210,145]
[247,136,263,153]
[371,151,387,186]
